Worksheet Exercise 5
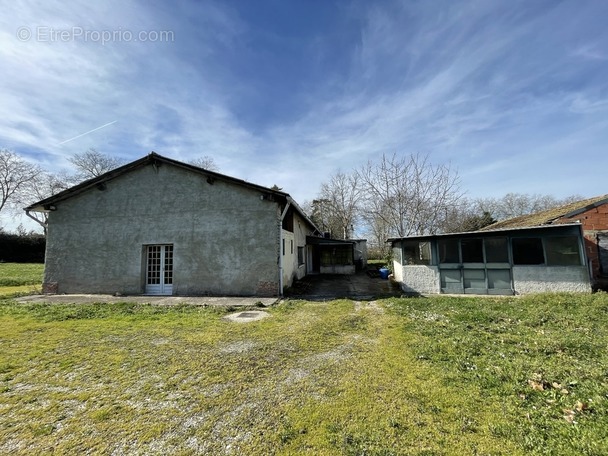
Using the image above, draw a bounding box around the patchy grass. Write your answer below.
[0,263,43,286]
[1,294,607,455]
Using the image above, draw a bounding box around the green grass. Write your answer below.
[1,294,607,454]
[0,285,41,299]
[0,263,44,286]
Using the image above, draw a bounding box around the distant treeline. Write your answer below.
[0,232,45,262]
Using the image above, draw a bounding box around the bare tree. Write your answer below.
[313,171,362,239]
[0,148,41,217]
[69,148,124,180]
[22,172,70,234]
[189,156,219,172]
[358,153,462,239]
[473,193,584,221]
[443,193,585,232]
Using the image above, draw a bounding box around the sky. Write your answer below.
[1,0,608,231]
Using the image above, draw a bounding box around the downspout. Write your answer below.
[278,199,291,297]
[25,209,48,235]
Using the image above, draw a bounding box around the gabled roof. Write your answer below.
[481,194,608,230]
[25,152,318,231]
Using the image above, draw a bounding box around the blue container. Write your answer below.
[379,267,390,280]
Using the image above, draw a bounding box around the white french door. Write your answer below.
[145,245,173,295]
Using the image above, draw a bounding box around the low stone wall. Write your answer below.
[512,266,592,294]
[399,265,440,294]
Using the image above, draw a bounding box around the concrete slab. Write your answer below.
[15,294,278,307]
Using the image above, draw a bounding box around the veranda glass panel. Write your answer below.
[438,239,459,263]
[544,236,581,266]
[403,241,431,265]
[461,239,484,263]
[512,238,544,265]
[485,237,509,263]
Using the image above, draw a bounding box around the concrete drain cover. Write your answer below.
[224,310,270,323]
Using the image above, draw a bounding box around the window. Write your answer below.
[402,241,432,265]
[461,238,484,263]
[438,239,459,263]
[393,246,402,265]
[512,238,544,265]
[485,237,509,263]
[297,246,305,266]
[545,236,581,266]
[290,239,294,255]
[282,239,285,256]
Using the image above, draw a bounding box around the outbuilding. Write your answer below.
[26,153,321,297]
[484,194,608,291]
[389,224,592,295]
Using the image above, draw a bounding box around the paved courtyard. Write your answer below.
[285,270,402,300]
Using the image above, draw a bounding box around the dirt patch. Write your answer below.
[353,300,385,313]
[222,310,270,323]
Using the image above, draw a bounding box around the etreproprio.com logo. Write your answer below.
[16,26,174,45]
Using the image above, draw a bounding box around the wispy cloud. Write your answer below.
[1,0,608,229]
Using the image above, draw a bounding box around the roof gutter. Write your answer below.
[24,208,48,233]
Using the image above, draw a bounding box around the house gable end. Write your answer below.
[26,152,293,213]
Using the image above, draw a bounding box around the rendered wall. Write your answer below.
[398,265,440,294]
[43,163,280,296]
[354,240,368,269]
[281,229,295,289]
[512,266,592,294]
[281,211,313,289]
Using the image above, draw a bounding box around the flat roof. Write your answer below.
[387,223,583,243]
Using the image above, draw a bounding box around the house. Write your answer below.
[25,152,325,297]
[484,194,608,291]
[389,223,592,295]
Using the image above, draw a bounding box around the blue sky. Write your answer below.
[1,0,608,230]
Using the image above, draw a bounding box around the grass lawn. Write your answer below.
[1,293,607,455]
[0,263,44,287]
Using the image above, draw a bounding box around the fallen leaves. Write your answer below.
[526,374,593,424]
[563,401,590,424]
[527,374,569,395]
